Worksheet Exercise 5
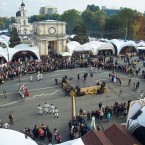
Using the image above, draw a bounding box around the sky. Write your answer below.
[0,0,145,17]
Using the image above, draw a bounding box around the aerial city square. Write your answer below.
[0,0,145,145]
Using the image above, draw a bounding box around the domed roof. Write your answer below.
[16,10,21,17]
[21,2,25,6]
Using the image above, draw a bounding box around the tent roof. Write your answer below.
[128,105,145,129]
[0,129,38,145]
[67,41,114,55]
[109,39,138,55]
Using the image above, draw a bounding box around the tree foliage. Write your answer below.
[72,23,89,44]
[9,27,21,48]
[87,4,100,12]
[60,9,82,34]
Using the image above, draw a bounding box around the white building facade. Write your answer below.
[33,20,67,56]
[39,6,58,15]
[11,1,33,36]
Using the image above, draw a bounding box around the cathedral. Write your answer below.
[11,1,33,36]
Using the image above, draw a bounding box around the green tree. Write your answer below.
[9,27,21,48]
[60,9,82,34]
[82,9,96,31]
[72,23,89,44]
[87,4,100,12]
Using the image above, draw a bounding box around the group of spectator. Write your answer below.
[20,124,62,144]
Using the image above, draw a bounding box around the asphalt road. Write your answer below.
[0,57,145,145]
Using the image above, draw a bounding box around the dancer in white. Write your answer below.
[54,107,59,118]
[44,102,50,114]
[38,105,43,115]
[50,104,55,114]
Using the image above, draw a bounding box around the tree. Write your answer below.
[9,27,21,48]
[60,9,82,34]
[72,23,89,44]
[87,4,100,12]
[82,9,96,31]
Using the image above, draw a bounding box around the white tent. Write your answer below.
[59,52,72,57]
[0,129,38,145]
[55,138,84,145]
[66,41,115,55]
[0,44,40,62]
[0,47,9,62]
[126,99,145,130]
[109,39,138,55]
[66,41,80,54]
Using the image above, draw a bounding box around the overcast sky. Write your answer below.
[0,0,145,17]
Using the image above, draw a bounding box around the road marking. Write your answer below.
[0,86,59,96]
[54,70,68,72]
[0,90,61,107]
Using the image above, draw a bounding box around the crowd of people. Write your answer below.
[68,100,131,140]
[0,53,145,144]
[20,124,62,144]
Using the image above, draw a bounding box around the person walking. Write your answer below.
[128,78,131,86]
[9,113,14,125]
[136,81,140,90]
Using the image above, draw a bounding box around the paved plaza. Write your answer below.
[0,57,145,144]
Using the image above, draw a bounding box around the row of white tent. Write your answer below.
[0,44,40,62]
[66,39,140,56]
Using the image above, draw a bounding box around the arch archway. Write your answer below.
[119,46,138,55]
[12,51,39,62]
[0,55,7,64]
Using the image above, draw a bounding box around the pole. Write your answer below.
[70,91,76,120]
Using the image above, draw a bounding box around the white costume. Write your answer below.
[37,74,40,81]
[90,116,96,130]
[40,74,43,80]
[30,75,33,82]
[54,108,59,117]
[38,105,43,115]
[50,104,55,114]
[113,76,117,83]
[44,103,50,113]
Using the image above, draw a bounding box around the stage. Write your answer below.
[68,76,104,95]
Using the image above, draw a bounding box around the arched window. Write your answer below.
[23,12,25,17]
[23,20,26,25]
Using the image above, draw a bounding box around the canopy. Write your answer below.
[55,138,84,145]
[127,99,145,129]
[109,39,138,55]
[59,52,72,57]
[0,129,38,145]
[67,41,115,55]
[9,44,40,61]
